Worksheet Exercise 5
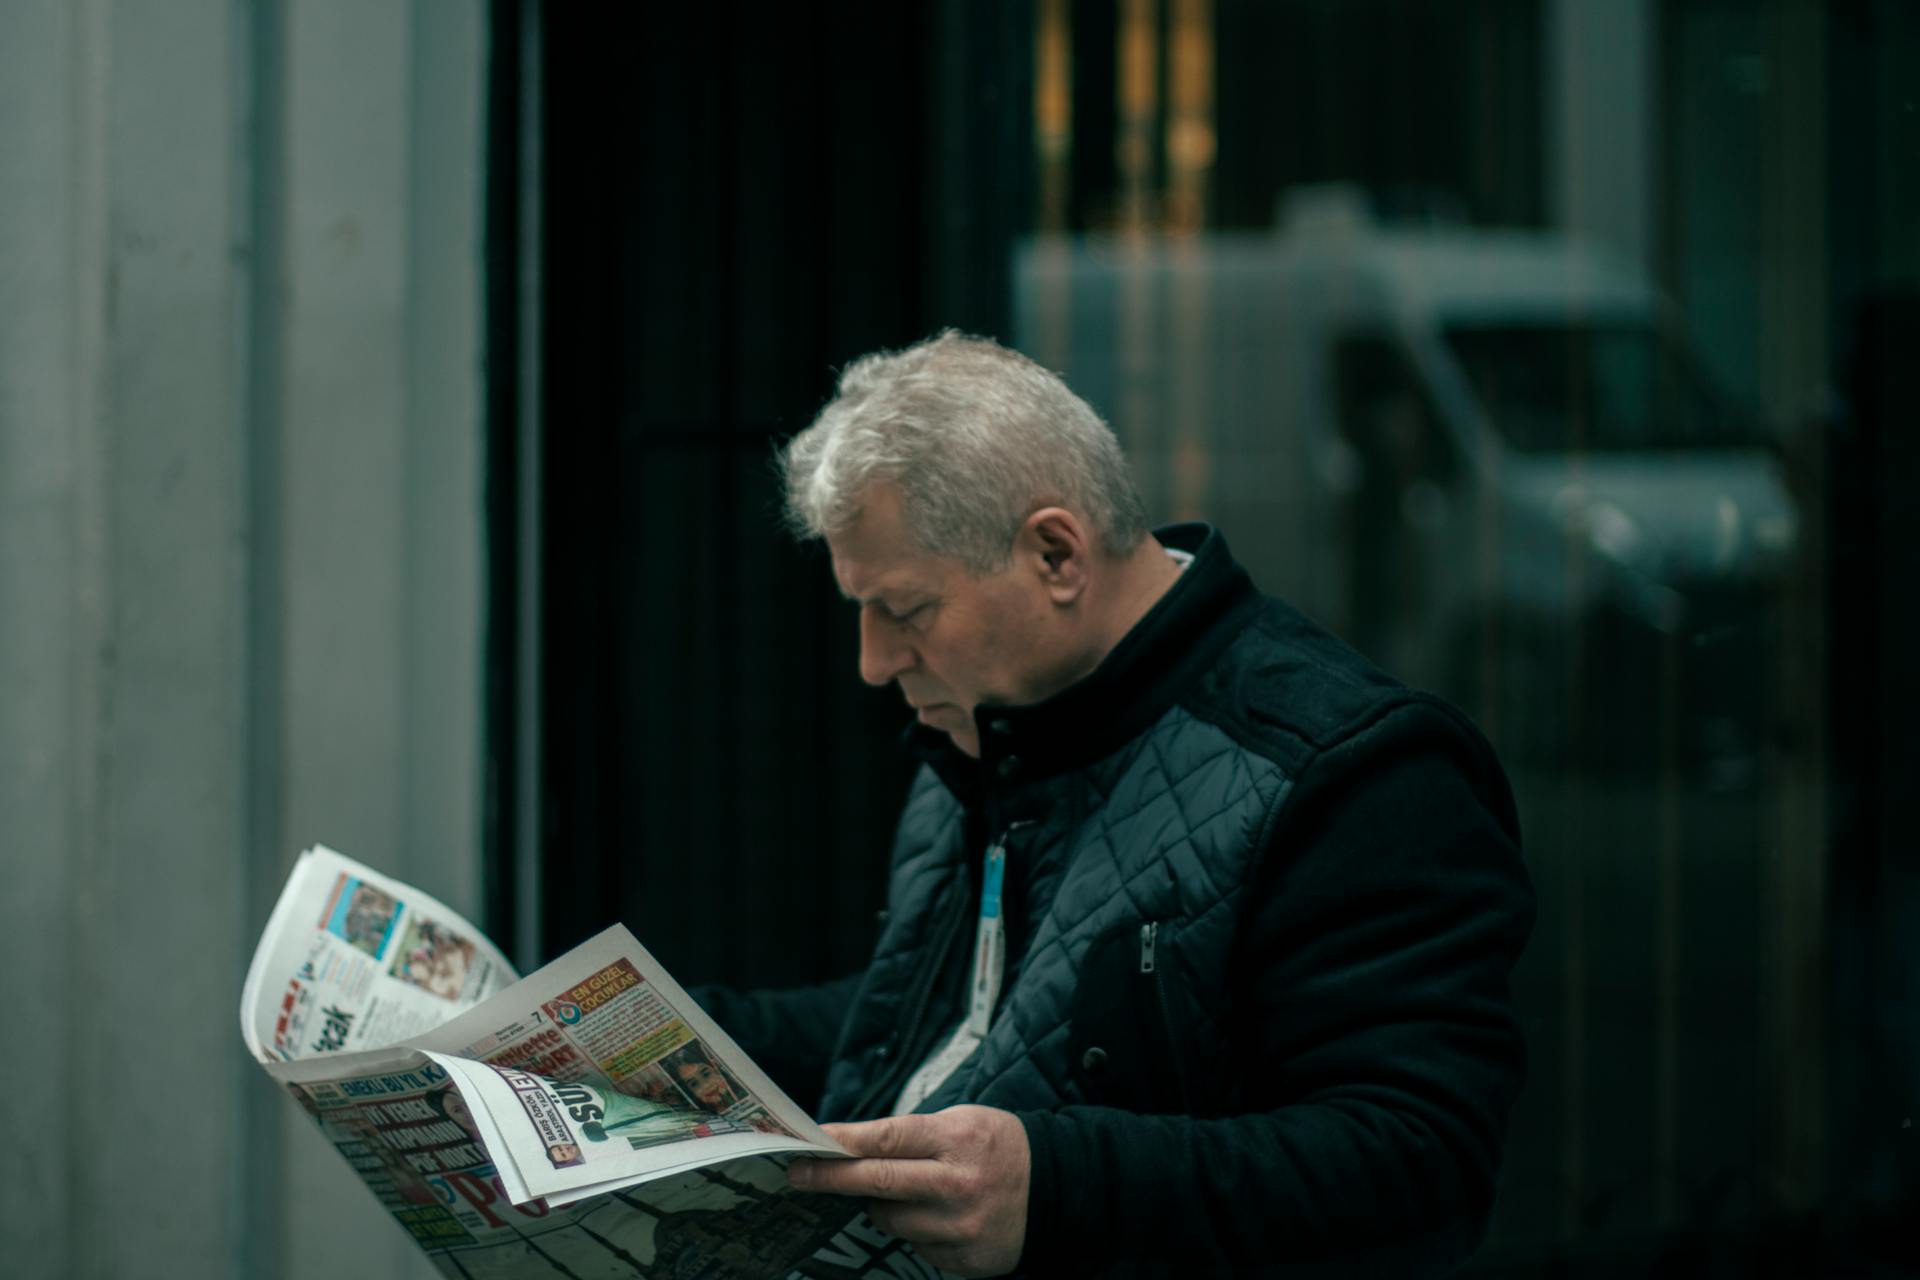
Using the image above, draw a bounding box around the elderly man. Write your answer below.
[701,332,1533,1277]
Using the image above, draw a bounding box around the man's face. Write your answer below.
[828,484,1062,758]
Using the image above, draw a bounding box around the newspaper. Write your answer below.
[242,846,944,1279]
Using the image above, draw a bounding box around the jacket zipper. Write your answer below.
[851,820,1033,1118]
[1141,921,1192,1112]
[847,877,971,1118]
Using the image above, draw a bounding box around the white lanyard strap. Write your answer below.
[890,827,1021,1115]
[963,840,1007,1038]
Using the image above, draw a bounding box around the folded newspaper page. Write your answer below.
[242,846,945,1279]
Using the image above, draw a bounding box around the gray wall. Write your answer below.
[0,2,487,1276]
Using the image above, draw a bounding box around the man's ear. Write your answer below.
[1019,507,1091,605]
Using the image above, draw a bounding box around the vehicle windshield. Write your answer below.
[1443,321,1762,453]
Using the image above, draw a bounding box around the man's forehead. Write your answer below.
[829,542,937,603]
[826,484,943,600]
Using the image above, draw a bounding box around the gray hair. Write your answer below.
[781,331,1148,574]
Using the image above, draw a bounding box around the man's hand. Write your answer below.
[788,1105,1030,1278]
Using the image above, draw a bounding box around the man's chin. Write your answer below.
[915,704,980,757]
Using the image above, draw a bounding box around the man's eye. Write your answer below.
[889,603,930,624]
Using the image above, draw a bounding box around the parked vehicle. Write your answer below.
[1014,187,1798,775]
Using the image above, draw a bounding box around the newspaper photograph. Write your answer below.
[242,846,948,1278]
[240,846,518,1062]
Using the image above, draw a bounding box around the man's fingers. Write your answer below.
[819,1114,947,1159]
[792,1108,1028,1278]
[792,1116,967,1199]
[787,1155,948,1201]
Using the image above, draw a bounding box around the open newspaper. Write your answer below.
[242,845,943,1279]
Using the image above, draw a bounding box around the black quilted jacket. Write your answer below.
[701,523,1534,1277]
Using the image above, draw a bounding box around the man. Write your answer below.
[700,332,1533,1277]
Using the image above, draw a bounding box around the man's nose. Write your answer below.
[858,609,914,687]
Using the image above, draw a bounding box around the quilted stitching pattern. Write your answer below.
[819,698,1295,1119]
[949,707,1288,1109]
[818,767,969,1115]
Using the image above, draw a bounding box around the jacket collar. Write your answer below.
[907,523,1261,802]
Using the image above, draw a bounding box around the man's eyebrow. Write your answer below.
[840,586,925,610]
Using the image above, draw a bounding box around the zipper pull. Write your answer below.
[985,818,1036,862]
[1139,921,1157,974]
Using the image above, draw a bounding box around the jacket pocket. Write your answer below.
[1067,920,1190,1113]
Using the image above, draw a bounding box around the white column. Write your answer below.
[0,0,111,1268]
[272,3,484,1269]
[0,1,487,1275]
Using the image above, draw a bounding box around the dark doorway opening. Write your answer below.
[492,3,1033,991]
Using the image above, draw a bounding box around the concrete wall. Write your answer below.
[0,2,487,1276]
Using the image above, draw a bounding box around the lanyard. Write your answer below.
[963,838,1008,1038]
[890,823,1026,1115]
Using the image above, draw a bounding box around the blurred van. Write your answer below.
[1013,187,1798,771]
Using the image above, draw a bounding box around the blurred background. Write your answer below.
[3,0,1914,1276]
